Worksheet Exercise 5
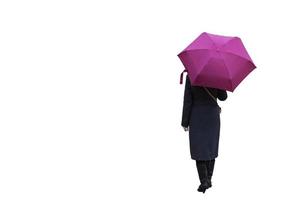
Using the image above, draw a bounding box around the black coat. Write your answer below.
[181,75,227,160]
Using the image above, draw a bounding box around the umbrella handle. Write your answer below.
[180,69,188,84]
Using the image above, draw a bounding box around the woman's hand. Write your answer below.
[183,126,189,132]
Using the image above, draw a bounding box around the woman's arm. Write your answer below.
[217,89,228,101]
[181,75,193,127]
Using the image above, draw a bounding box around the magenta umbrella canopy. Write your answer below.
[178,32,256,92]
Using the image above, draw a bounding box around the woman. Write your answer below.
[181,74,227,193]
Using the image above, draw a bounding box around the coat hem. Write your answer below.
[191,154,218,161]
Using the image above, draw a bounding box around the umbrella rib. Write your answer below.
[221,51,254,64]
[192,56,212,85]
[219,52,234,91]
[206,33,219,50]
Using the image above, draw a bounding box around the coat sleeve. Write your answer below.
[217,89,228,101]
[181,75,193,127]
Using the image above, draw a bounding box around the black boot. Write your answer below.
[196,160,210,193]
[205,159,215,188]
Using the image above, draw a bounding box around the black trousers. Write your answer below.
[196,159,215,182]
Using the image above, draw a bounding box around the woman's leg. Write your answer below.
[205,159,215,187]
[196,160,210,193]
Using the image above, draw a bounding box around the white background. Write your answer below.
[1,0,300,199]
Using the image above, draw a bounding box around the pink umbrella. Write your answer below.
[178,32,256,92]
